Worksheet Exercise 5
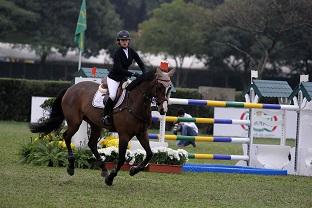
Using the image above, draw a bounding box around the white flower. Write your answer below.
[98,146,118,155]
[152,146,167,153]
[97,146,188,165]
[134,149,146,156]
[177,149,188,157]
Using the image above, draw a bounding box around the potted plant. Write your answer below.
[97,146,188,174]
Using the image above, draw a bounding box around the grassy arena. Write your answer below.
[0,121,311,208]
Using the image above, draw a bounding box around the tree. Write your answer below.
[206,0,312,81]
[0,0,122,64]
[136,0,209,87]
[110,0,173,31]
[0,0,38,37]
[277,0,312,78]
[187,0,224,8]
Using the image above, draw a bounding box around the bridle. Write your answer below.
[151,75,172,114]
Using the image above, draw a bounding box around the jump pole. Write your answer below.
[152,116,250,125]
[149,133,250,143]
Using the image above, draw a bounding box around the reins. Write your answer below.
[114,73,170,125]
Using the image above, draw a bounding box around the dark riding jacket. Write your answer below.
[108,47,145,81]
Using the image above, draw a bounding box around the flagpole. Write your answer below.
[78,50,82,71]
[74,0,87,72]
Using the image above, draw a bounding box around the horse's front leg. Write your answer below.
[129,131,153,176]
[105,134,129,186]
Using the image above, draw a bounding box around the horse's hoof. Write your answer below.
[105,173,115,186]
[67,167,75,176]
[105,176,113,186]
[129,166,139,176]
[101,170,108,178]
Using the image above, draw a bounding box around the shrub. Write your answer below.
[0,78,70,121]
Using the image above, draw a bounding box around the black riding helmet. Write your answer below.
[117,30,131,40]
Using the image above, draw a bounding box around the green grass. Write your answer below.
[0,121,311,208]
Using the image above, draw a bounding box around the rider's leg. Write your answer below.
[102,77,119,125]
[183,125,197,147]
[179,125,197,147]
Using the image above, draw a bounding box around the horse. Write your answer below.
[30,68,174,186]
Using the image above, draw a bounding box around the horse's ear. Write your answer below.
[167,68,176,77]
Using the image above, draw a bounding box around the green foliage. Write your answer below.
[150,151,187,165]
[206,0,312,79]
[19,137,94,169]
[138,0,208,57]
[40,98,55,111]
[0,0,38,34]
[136,0,210,86]
[1,0,122,61]
[30,140,67,167]
[0,78,70,121]
[20,138,67,167]
[131,151,145,164]
[74,148,94,169]
[19,140,38,164]
[150,151,168,164]
[101,149,118,162]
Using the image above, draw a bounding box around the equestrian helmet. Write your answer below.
[117,30,131,40]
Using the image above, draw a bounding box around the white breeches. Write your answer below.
[107,77,120,101]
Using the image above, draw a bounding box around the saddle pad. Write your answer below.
[92,89,126,109]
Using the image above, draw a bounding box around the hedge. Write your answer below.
[0,78,71,121]
[0,79,213,127]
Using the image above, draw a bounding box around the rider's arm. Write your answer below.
[132,49,146,74]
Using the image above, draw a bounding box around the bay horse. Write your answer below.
[30,68,174,186]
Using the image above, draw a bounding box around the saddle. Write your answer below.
[92,80,131,109]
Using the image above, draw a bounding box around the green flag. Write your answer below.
[74,0,87,52]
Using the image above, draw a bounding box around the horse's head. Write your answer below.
[153,67,175,115]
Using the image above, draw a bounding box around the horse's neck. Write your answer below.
[126,81,152,120]
[129,81,151,104]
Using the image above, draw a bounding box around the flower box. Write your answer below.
[105,162,131,171]
[146,163,182,174]
[104,162,182,174]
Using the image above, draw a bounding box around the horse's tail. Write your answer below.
[30,89,67,134]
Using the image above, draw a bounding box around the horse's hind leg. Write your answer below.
[87,124,108,178]
[63,121,81,176]
[105,133,130,186]
[129,130,153,176]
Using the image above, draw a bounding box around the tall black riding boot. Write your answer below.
[101,98,114,126]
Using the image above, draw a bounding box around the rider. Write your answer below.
[102,30,146,125]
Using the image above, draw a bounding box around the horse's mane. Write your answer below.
[126,69,156,91]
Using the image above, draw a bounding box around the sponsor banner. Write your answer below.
[213,107,297,139]
[31,96,50,123]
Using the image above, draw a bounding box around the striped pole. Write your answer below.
[169,98,299,111]
[148,133,250,143]
[152,116,250,125]
[188,153,249,161]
